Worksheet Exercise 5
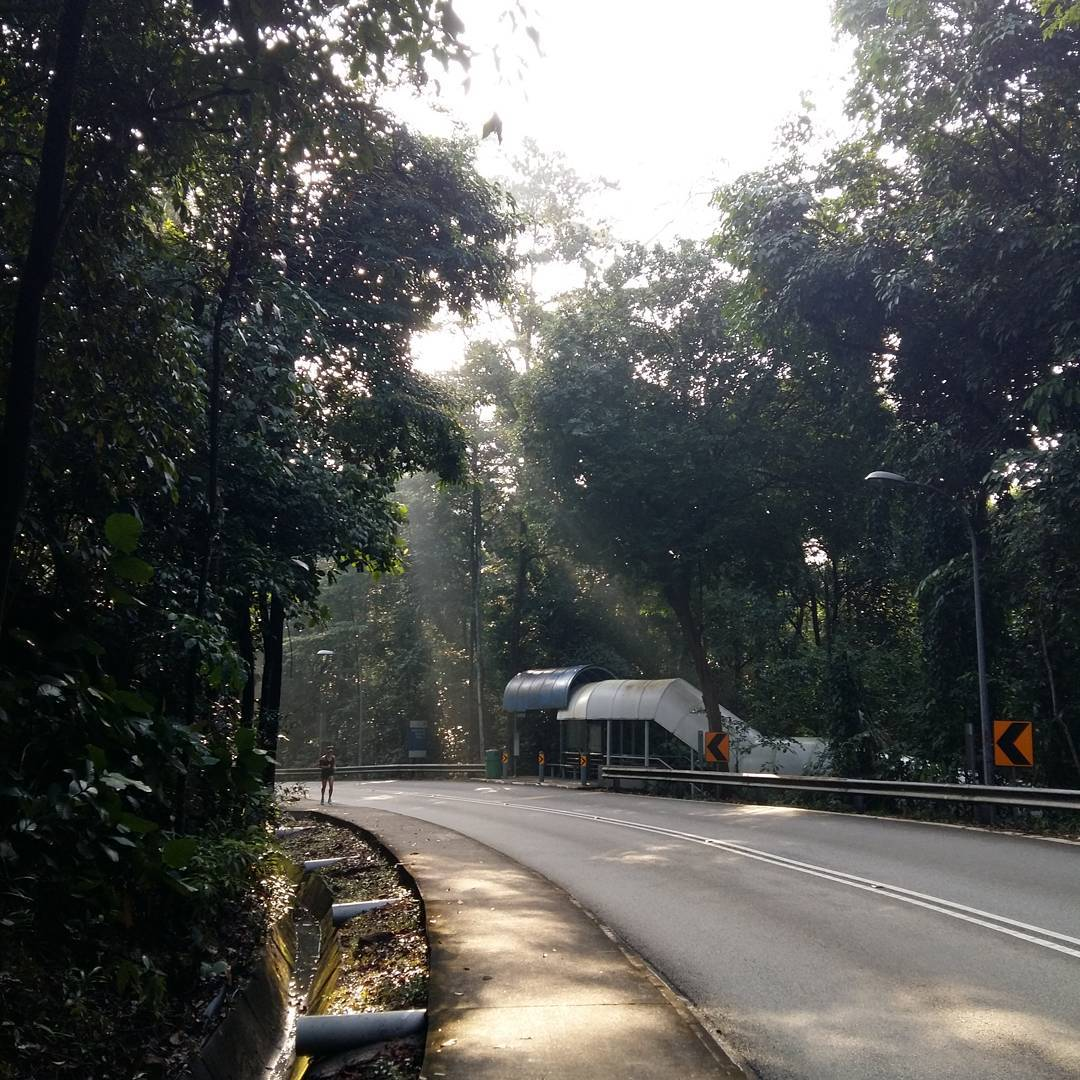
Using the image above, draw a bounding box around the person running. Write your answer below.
[318,744,336,804]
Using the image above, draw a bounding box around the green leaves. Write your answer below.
[481,112,503,144]
[0,0,521,1073]
[234,726,258,754]
[707,0,1080,782]
[104,513,154,593]
[114,811,159,835]
[439,0,466,38]
[99,772,152,793]
[161,837,198,869]
[104,513,141,554]
[1039,1,1080,37]
[111,556,154,584]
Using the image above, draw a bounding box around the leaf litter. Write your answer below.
[278,816,428,1080]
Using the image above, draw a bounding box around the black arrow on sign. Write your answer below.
[995,722,1031,766]
[705,731,728,763]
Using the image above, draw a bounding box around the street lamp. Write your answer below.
[315,649,334,751]
[865,471,993,787]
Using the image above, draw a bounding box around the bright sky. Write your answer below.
[389,0,855,371]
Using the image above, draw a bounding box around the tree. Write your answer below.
[0,1,517,1072]
[522,242,808,728]
[714,0,1080,775]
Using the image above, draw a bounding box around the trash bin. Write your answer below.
[484,748,501,779]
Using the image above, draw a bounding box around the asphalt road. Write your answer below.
[327,780,1080,1080]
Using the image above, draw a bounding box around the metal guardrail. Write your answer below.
[276,763,484,782]
[601,766,1080,811]
[606,754,677,770]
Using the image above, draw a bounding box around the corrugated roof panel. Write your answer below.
[502,665,614,712]
[558,678,729,750]
[610,679,644,719]
[554,676,825,774]
[566,679,603,718]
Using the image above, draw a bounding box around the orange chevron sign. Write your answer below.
[994,721,1033,768]
[704,731,730,765]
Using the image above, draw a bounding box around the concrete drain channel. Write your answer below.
[274,817,428,1080]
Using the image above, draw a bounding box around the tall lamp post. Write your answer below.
[865,472,993,787]
[315,649,334,752]
[356,669,365,768]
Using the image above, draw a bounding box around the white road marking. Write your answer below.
[378,788,1080,961]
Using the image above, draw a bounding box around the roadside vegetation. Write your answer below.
[0,1,513,1076]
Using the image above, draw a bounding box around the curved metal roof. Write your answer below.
[556,678,743,749]
[555,677,826,773]
[502,665,614,712]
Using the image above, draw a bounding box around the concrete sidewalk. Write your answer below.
[299,800,743,1079]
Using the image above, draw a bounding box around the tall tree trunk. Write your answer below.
[1039,619,1080,783]
[0,0,91,635]
[666,578,724,733]
[469,475,485,756]
[258,589,285,779]
[196,179,255,620]
[237,591,256,727]
[183,180,256,728]
[507,510,529,676]
[825,556,842,647]
[790,592,805,644]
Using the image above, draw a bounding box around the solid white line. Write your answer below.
[389,789,1080,961]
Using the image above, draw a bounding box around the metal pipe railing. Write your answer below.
[601,766,1080,811]
[606,753,678,770]
[276,762,483,781]
[295,1010,425,1056]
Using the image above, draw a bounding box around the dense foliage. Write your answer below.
[284,1,1080,794]
[0,0,513,1074]
[6,0,1080,1068]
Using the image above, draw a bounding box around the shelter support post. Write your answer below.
[511,712,520,777]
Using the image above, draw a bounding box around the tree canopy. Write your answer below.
[6,2,1080,1071]
[0,0,515,1073]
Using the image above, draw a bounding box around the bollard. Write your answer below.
[579,752,588,785]
[537,750,546,784]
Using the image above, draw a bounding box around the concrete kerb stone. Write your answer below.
[297,802,745,1079]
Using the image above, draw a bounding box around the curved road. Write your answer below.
[329,780,1080,1080]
